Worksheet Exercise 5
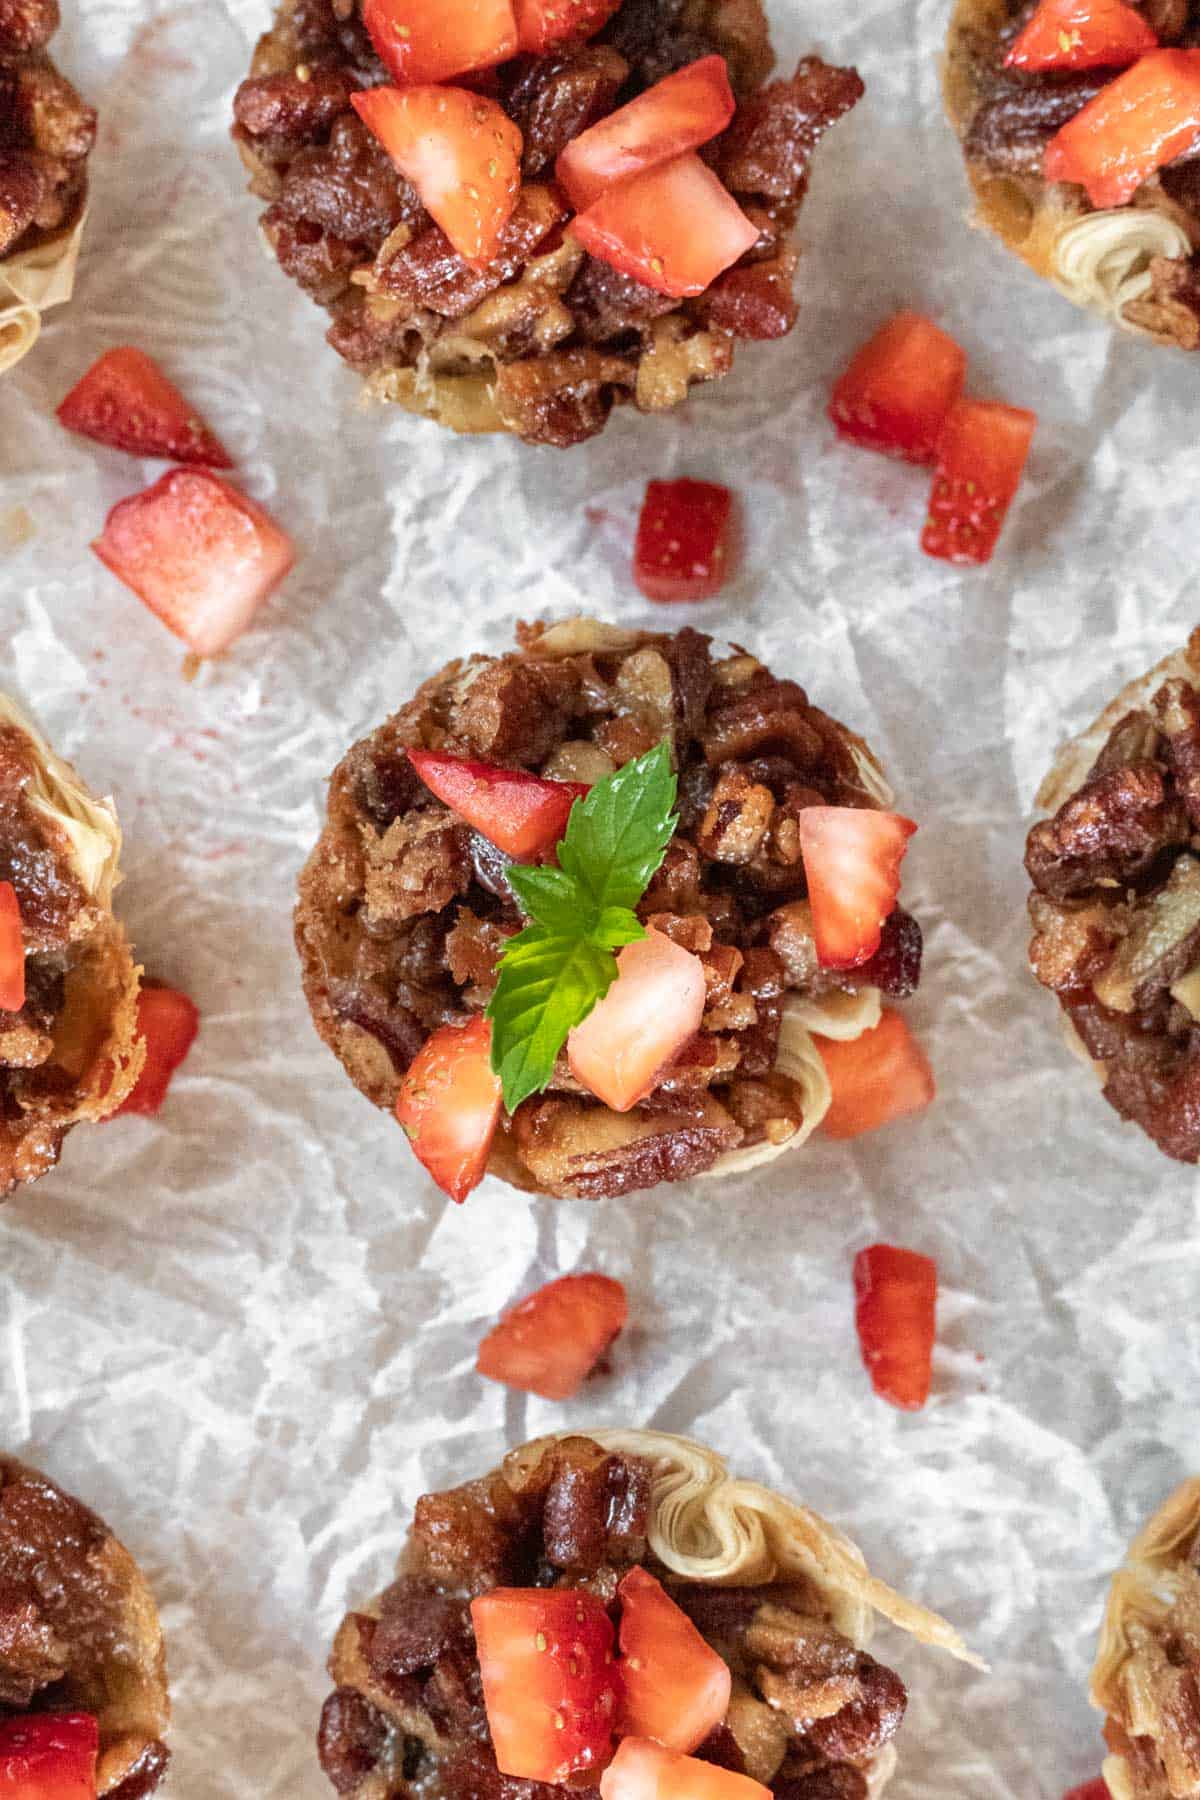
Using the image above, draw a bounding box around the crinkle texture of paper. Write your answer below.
[1,1,1198,1798]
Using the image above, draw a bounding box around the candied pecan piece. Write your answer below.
[494,348,634,448]
[368,1574,472,1682]
[963,71,1104,176]
[508,44,629,176]
[1155,679,1200,826]
[800,1655,907,1761]
[445,909,514,996]
[106,1744,172,1800]
[723,1074,803,1146]
[538,1440,651,1574]
[0,1579,67,1704]
[233,67,358,141]
[326,292,427,371]
[362,810,470,926]
[263,205,362,301]
[510,1093,741,1198]
[695,1724,747,1774]
[1028,893,1126,993]
[0,152,41,255]
[1066,994,1200,1163]
[375,184,567,320]
[774,1770,868,1800]
[745,1604,860,1720]
[703,250,799,339]
[698,767,776,864]
[446,653,580,764]
[568,254,678,343]
[717,59,863,207]
[671,1584,762,1643]
[410,1471,537,1589]
[1025,765,1188,900]
[0,0,57,54]
[318,1688,391,1794]
[1088,709,1164,781]
[1123,255,1200,352]
[703,675,824,768]
[328,976,428,1072]
[1091,856,1200,1013]
[278,113,421,242]
[14,63,96,160]
[601,0,721,91]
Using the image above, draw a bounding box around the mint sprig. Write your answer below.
[486,741,678,1113]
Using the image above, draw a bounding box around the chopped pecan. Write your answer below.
[361,810,470,926]
[1025,765,1188,899]
[698,767,777,864]
[963,70,1104,176]
[717,59,864,208]
[317,1688,391,1794]
[1154,679,1200,827]
[233,67,358,141]
[0,152,41,256]
[0,0,58,55]
[1122,255,1200,353]
[1028,892,1127,993]
[508,44,629,176]
[493,348,634,448]
[375,185,566,320]
[368,1575,472,1683]
[509,1092,742,1198]
[704,250,799,339]
[800,1655,907,1762]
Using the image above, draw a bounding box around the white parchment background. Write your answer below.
[1,0,1198,1793]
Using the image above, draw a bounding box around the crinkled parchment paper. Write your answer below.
[0,1,1198,1796]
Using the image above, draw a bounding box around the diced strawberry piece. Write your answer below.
[352,85,522,268]
[0,1714,99,1800]
[514,0,621,53]
[57,347,232,467]
[1006,0,1156,71]
[395,1015,502,1204]
[360,0,517,85]
[634,479,734,603]
[407,750,588,860]
[795,807,916,971]
[601,1737,771,1800]
[815,1008,935,1141]
[91,469,295,657]
[116,985,199,1117]
[828,311,968,465]
[617,1568,731,1753]
[1043,48,1200,204]
[0,881,25,1014]
[476,1272,628,1400]
[852,1242,937,1411]
[1063,1783,1110,1800]
[569,154,759,299]
[557,56,736,211]
[472,1588,623,1783]
[921,397,1036,567]
[567,929,706,1112]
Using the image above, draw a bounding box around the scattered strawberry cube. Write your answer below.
[472,1588,622,1783]
[1063,1783,1111,1800]
[352,84,521,268]
[853,1243,937,1411]
[57,347,232,467]
[513,0,621,52]
[617,1567,731,1753]
[476,1272,628,1400]
[828,312,968,465]
[569,153,759,299]
[1006,0,1156,71]
[815,1008,935,1141]
[557,55,736,212]
[407,750,587,860]
[0,881,24,1014]
[361,0,517,85]
[567,928,706,1111]
[91,469,295,657]
[601,1737,771,1800]
[1044,48,1200,205]
[795,806,916,970]
[117,984,200,1117]
[634,478,734,602]
[921,397,1036,566]
[0,1714,99,1800]
[395,1015,502,1204]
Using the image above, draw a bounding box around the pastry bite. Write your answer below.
[0,0,96,375]
[231,0,863,447]
[0,694,143,1197]
[1090,1476,1200,1800]
[0,1454,170,1797]
[317,1429,976,1800]
[295,617,930,1203]
[1025,628,1200,1164]
[944,0,1200,346]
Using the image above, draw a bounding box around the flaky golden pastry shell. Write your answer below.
[0,210,87,378]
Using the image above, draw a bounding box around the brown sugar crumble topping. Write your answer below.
[317,1435,907,1800]
[0,0,95,262]
[232,0,862,445]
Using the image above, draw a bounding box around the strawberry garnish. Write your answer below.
[567,928,707,1112]
[117,984,199,1116]
[853,1242,937,1411]
[795,807,916,970]
[360,0,517,85]
[0,881,25,1014]
[617,1568,731,1754]
[395,1015,502,1204]
[352,85,522,269]
[815,1008,935,1141]
[1043,48,1200,205]
[556,56,736,212]
[633,479,734,602]
[1063,1783,1111,1800]
[569,153,759,299]
[476,1272,628,1400]
[472,1588,623,1783]
[1006,0,1156,72]
[514,0,621,52]
[91,468,295,657]
[57,347,232,467]
[828,312,968,466]
[407,750,587,861]
[0,1714,99,1800]
[921,397,1036,566]
[601,1737,770,1800]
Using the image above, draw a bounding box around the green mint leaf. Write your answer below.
[487,740,678,1112]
